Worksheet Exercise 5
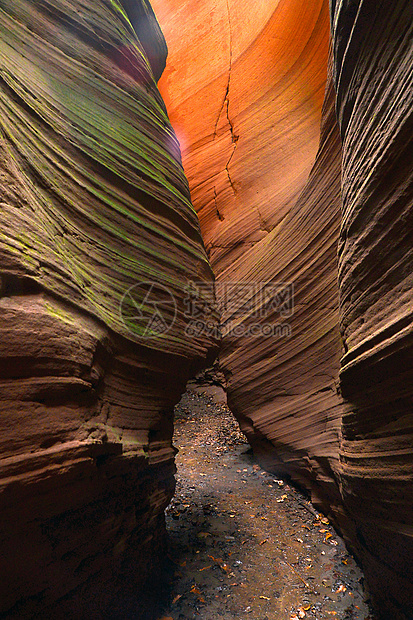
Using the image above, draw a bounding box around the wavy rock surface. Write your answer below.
[153,0,330,274]
[152,0,343,519]
[332,1,413,617]
[0,1,217,616]
[153,0,413,618]
[220,72,345,523]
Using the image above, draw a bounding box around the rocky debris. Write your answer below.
[160,390,373,620]
[173,389,247,452]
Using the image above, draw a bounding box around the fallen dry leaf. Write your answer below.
[190,585,205,603]
[207,555,230,573]
[172,594,182,604]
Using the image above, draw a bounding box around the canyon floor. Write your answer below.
[158,387,374,620]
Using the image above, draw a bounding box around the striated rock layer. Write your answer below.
[153,0,413,617]
[332,1,413,617]
[0,1,217,617]
[152,0,331,274]
[152,0,344,528]
[220,70,345,527]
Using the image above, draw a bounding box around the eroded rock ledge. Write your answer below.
[0,1,217,616]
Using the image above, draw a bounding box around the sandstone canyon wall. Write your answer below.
[0,1,217,616]
[152,0,345,537]
[153,0,413,618]
[332,1,413,617]
[153,0,331,275]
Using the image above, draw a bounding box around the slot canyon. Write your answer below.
[0,0,412,619]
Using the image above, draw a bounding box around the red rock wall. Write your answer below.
[153,0,413,617]
[152,0,343,515]
[0,1,217,616]
[153,0,330,274]
[220,70,345,523]
[332,1,413,617]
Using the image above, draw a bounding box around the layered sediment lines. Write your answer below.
[0,1,217,616]
[332,1,413,616]
[153,0,343,524]
[153,0,330,274]
[220,73,344,525]
[154,0,413,617]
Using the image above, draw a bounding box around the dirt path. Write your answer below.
[160,388,374,620]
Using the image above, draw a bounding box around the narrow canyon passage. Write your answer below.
[160,386,373,620]
[0,1,411,617]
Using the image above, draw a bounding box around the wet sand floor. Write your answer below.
[160,388,374,620]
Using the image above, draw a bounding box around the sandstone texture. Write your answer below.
[153,0,330,275]
[153,0,413,618]
[152,0,342,526]
[332,1,413,617]
[0,1,217,616]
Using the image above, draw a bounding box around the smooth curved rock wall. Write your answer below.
[0,1,217,616]
[221,70,345,524]
[152,0,344,523]
[152,0,330,274]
